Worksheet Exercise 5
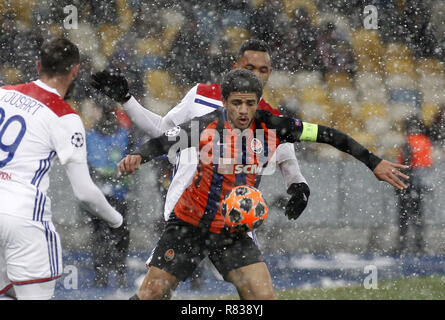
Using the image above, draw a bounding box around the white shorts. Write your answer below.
[0,214,62,299]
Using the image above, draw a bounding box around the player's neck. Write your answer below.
[39,75,71,98]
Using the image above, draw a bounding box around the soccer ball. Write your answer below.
[220,185,268,233]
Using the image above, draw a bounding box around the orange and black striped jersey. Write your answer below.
[135,109,382,233]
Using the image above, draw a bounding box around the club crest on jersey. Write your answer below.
[294,119,302,126]
[71,132,84,147]
[164,249,175,262]
[165,126,181,137]
[250,138,263,154]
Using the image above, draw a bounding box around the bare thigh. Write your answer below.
[225,262,276,300]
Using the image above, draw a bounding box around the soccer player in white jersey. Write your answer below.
[0,38,123,300]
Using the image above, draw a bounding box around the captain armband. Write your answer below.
[300,122,318,142]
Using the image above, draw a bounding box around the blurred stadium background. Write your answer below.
[2,0,445,298]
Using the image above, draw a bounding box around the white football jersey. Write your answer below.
[0,80,87,222]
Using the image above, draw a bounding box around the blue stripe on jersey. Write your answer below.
[201,164,224,228]
[235,136,247,186]
[31,161,44,185]
[32,190,39,220]
[36,192,44,221]
[40,195,46,222]
[31,151,56,186]
[43,222,54,277]
[195,98,221,110]
[32,190,47,221]
[36,151,56,187]
[254,131,269,188]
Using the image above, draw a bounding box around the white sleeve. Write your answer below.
[121,96,172,138]
[162,84,198,126]
[276,143,308,188]
[64,161,123,228]
[122,84,199,138]
[50,114,87,165]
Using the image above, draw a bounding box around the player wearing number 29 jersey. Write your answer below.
[0,80,85,222]
[0,38,123,300]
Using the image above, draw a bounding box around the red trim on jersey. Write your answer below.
[196,83,281,115]
[0,283,13,295]
[2,82,77,117]
[114,107,132,129]
[10,274,62,286]
[259,99,281,115]
[196,83,222,101]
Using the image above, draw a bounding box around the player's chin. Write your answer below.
[237,119,251,129]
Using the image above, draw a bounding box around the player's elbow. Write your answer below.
[72,183,100,205]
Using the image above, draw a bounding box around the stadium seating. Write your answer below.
[281,0,319,24]
[115,0,133,31]
[67,23,101,56]
[223,26,251,55]
[144,69,181,104]
[9,0,36,26]
[293,71,324,91]
[325,72,352,89]
[0,66,22,84]
[98,24,124,58]
[352,29,383,60]
[421,102,441,127]
[297,86,332,125]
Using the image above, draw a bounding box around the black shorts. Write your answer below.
[148,222,264,281]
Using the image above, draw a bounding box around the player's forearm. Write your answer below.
[316,125,382,171]
[65,162,123,228]
[131,137,166,163]
[279,158,308,189]
[122,97,176,138]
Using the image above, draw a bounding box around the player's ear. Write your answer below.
[36,61,41,75]
[70,64,80,80]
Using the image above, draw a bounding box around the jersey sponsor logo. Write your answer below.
[165,125,181,137]
[234,164,262,175]
[71,132,84,147]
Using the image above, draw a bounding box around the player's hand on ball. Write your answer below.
[285,183,310,220]
[90,68,131,103]
[118,155,142,176]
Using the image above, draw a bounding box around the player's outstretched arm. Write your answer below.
[91,69,196,139]
[270,115,410,190]
[65,161,123,228]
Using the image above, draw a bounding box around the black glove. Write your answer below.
[90,69,131,103]
[285,183,310,220]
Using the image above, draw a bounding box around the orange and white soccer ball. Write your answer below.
[220,185,268,233]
